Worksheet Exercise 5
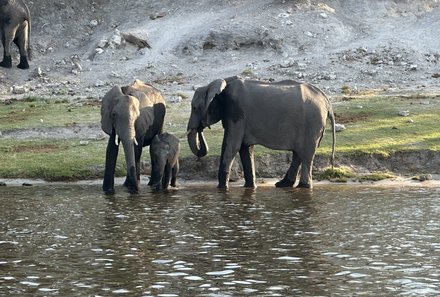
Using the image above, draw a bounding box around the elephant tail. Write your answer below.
[328,107,336,170]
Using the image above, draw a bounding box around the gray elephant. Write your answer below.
[187,76,335,189]
[101,79,166,194]
[0,0,31,69]
[149,132,180,190]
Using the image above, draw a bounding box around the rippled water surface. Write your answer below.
[1,184,440,296]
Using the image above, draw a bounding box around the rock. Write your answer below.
[408,64,417,71]
[95,80,105,87]
[95,48,104,54]
[12,85,29,94]
[97,39,108,48]
[80,140,89,146]
[407,118,414,123]
[335,123,346,132]
[169,95,182,103]
[0,131,2,138]
[109,29,122,48]
[89,19,98,27]
[414,174,433,182]
[398,110,410,117]
[320,12,329,19]
[0,182,6,186]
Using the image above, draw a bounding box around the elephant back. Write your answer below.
[122,79,166,108]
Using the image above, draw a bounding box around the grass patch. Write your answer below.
[1,93,440,180]
[317,94,440,155]
[0,97,100,130]
[358,172,395,182]
[0,138,126,181]
[316,166,356,182]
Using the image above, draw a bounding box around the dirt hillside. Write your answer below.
[1,0,439,98]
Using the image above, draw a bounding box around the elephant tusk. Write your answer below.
[134,138,139,146]
[115,134,119,146]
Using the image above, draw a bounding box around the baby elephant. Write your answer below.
[149,132,180,190]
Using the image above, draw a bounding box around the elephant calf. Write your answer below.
[149,132,180,190]
[0,0,32,69]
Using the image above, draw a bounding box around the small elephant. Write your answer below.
[187,76,336,189]
[101,79,166,194]
[0,0,31,69]
[149,132,180,190]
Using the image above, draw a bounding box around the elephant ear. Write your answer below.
[205,79,227,107]
[101,86,124,135]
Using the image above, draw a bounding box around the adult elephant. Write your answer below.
[0,0,31,69]
[187,76,335,189]
[101,80,166,194]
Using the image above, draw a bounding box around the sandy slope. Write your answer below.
[1,0,439,98]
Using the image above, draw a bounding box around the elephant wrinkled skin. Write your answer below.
[187,76,336,189]
[101,80,166,194]
[0,0,31,69]
[149,132,180,190]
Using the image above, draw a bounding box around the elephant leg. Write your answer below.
[162,163,172,189]
[103,134,119,194]
[0,26,14,68]
[125,142,142,188]
[276,151,301,188]
[15,23,29,69]
[218,132,241,189]
[148,156,156,186]
[170,160,179,187]
[239,144,256,188]
[297,155,314,189]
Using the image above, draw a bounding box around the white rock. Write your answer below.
[95,48,104,54]
[335,123,346,132]
[80,140,89,146]
[398,110,410,117]
[109,29,122,48]
[89,20,98,27]
[409,64,417,71]
[12,85,29,94]
[320,12,329,19]
[97,39,108,48]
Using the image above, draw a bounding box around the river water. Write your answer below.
[0,184,440,296]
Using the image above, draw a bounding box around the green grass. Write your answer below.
[317,95,440,156]
[0,97,100,130]
[0,93,439,180]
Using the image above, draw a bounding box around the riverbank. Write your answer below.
[1,1,439,185]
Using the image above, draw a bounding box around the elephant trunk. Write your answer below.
[187,129,208,158]
[121,138,139,193]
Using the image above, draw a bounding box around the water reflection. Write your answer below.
[0,185,439,296]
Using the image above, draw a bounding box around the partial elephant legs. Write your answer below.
[239,144,256,188]
[0,23,29,69]
[103,135,119,195]
[297,156,313,188]
[218,134,241,189]
[170,160,179,187]
[276,151,301,188]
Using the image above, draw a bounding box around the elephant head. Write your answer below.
[187,79,226,158]
[101,86,141,192]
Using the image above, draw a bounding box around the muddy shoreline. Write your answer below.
[1,150,439,187]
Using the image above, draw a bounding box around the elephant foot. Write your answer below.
[17,57,29,69]
[297,182,312,189]
[0,56,12,68]
[217,184,228,190]
[243,182,256,189]
[103,187,115,195]
[275,179,295,188]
